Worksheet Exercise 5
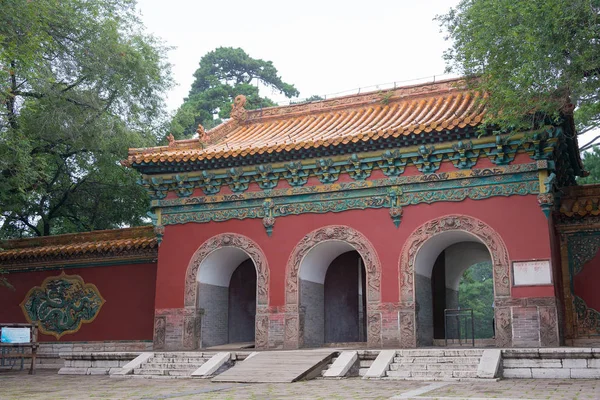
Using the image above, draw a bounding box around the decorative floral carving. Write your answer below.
[399,311,416,348]
[184,233,270,308]
[574,295,600,335]
[20,273,105,339]
[153,316,166,350]
[539,306,559,347]
[568,234,600,275]
[367,312,382,347]
[183,315,196,350]
[255,314,269,349]
[494,307,512,347]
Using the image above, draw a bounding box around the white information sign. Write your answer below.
[0,327,31,344]
[512,260,552,286]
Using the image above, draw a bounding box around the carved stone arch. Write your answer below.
[284,225,382,348]
[184,233,270,348]
[398,214,511,347]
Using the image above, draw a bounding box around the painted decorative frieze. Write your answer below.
[20,273,105,339]
[155,165,540,228]
[137,131,560,200]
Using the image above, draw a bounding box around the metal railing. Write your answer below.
[444,308,475,347]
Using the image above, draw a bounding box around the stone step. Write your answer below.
[358,367,369,376]
[149,356,211,363]
[154,352,216,358]
[319,358,337,377]
[141,362,206,370]
[395,349,484,357]
[389,363,478,372]
[393,356,481,364]
[359,360,373,368]
[133,368,195,376]
[386,370,477,379]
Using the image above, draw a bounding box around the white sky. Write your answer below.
[135,0,460,111]
[135,0,595,147]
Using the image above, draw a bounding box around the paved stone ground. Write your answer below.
[0,370,599,400]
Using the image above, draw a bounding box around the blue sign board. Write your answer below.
[0,328,30,344]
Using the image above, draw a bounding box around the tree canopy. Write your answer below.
[170,47,299,137]
[0,0,172,238]
[579,146,600,184]
[438,0,600,139]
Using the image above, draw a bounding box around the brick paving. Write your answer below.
[1,370,599,399]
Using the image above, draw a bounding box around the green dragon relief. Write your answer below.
[20,273,105,339]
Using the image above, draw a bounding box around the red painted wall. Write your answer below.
[156,193,552,309]
[574,250,600,312]
[0,263,157,342]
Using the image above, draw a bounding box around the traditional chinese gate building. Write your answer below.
[1,78,592,353]
[124,78,584,350]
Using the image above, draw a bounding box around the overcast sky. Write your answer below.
[135,0,461,111]
[134,0,595,147]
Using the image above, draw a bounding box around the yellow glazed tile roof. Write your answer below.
[127,78,485,165]
[0,226,157,264]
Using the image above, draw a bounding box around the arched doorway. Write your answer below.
[413,235,493,346]
[184,233,270,349]
[196,247,257,347]
[285,226,382,348]
[399,215,511,348]
[296,242,367,347]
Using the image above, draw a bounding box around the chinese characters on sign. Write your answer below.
[512,260,552,286]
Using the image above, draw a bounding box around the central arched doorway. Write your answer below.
[298,241,367,347]
[285,225,382,349]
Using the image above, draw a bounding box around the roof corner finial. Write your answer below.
[230,94,248,122]
[197,124,209,145]
[167,133,175,147]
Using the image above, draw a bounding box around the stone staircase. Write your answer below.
[320,354,338,377]
[385,349,484,380]
[358,351,378,377]
[132,352,217,378]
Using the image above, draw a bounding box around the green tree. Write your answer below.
[579,147,600,184]
[170,47,298,137]
[437,0,600,140]
[0,0,172,238]
[458,262,495,339]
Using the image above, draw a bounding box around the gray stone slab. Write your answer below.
[363,350,395,379]
[502,368,532,378]
[562,359,587,368]
[323,351,357,378]
[503,359,562,368]
[477,349,500,379]
[57,367,88,375]
[113,352,154,376]
[570,368,600,378]
[531,368,571,379]
[191,352,231,378]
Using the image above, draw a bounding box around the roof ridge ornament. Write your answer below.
[167,133,176,147]
[230,94,248,122]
